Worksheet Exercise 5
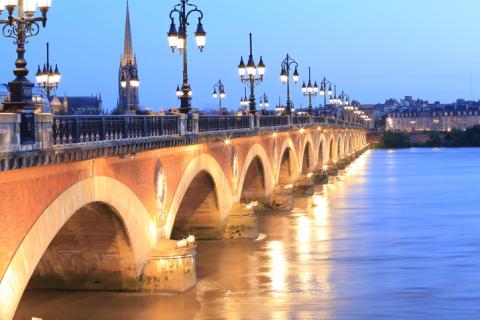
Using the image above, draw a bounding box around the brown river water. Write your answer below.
[15,148,480,319]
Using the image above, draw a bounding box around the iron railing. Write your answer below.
[198,115,250,133]
[259,116,290,128]
[53,115,179,145]
[52,114,366,145]
[292,116,311,126]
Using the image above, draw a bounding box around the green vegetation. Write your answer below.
[444,125,480,147]
[380,132,411,148]
[378,125,480,148]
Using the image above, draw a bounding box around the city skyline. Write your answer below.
[1,0,480,111]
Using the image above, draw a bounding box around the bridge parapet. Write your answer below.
[0,114,366,172]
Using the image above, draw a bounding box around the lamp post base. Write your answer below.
[180,96,192,114]
[3,80,36,145]
[4,80,35,113]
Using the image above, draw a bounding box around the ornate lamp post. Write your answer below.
[0,0,52,145]
[0,0,52,112]
[212,79,226,110]
[259,93,269,113]
[238,33,265,114]
[35,42,60,98]
[330,85,338,118]
[319,77,333,116]
[119,61,139,114]
[167,0,206,114]
[344,103,354,123]
[301,67,318,115]
[280,54,299,115]
[338,90,350,120]
[240,86,248,113]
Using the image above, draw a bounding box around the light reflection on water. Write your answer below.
[15,148,480,319]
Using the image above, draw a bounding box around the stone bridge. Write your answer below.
[0,114,367,319]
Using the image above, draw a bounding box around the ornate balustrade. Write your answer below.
[259,115,290,128]
[198,115,250,133]
[53,116,179,145]
[50,114,365,145]
[0,113,366,172]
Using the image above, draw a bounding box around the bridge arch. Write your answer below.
[164,154,233,240]
[317,134,327,168]
[0,177,155,320]
[237,144,274,203]
[300,137,315,174]
[276,138,300,186]
[349,134,354,153]
[327,135,336,164]
[337,135,344,159]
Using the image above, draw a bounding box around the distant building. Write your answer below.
[358,105,376,129]
[50,94,103,115]
[387,104,480,132]
[117,1,140,114]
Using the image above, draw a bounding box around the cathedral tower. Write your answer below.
[118,1,139,114]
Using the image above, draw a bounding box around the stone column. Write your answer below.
[287,114,293,127]
[178,114,187,136]
[0,113,21,153]
[35,113,54,150]
[249,114,255,130]
[192,114,199,134]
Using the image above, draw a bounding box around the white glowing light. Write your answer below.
[187,235,196,244]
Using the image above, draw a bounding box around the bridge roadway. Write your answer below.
[0,114,368,319]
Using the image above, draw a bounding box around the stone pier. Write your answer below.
[142,240,197,293]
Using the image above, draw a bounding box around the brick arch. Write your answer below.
[349,133,355,153]
[327,135,336,164]
[300,138,315,175]
[237,144,275,203]
[0,177,156,320]
[298,134,315,174]
[337,134,345,158]
[317,134,327,168]
[164,154,233,239]
[170,170,223,239]
[28,202,139,291]
[276,138,300,185]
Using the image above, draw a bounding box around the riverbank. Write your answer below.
[372,125,480,148]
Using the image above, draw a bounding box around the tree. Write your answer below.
[380,132,411,148]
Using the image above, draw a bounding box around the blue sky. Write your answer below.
[1,0,480,111]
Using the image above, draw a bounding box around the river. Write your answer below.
[15,148,480,319]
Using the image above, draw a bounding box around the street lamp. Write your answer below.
[212,79,226,110]
[259,93,269,112]
[238,33,265,114]
[167,0,206,113]
[330,85,338,118]
[35,42,60,99]
[119,60,140,114]
[319,77,333,116]
[338,90,350,120]
[240,86,248,112]
[301,67,318,115]
[1,0,52,111]
[280,54,299,114]
[0,0,52,145]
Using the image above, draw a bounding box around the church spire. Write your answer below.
[122,0,134,65]
[118,0,140,114]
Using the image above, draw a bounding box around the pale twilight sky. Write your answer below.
[1,0,480,111]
